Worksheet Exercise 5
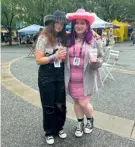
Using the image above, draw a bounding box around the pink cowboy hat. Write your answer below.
[66,8,96,25]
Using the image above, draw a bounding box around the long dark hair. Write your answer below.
[40,22,67,47]
[68,20,93,47]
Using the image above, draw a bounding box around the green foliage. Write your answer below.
[1,0,24,45]
[1,0,135,44]
[2,0,135,27]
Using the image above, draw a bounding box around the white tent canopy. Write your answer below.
[91,16,113,29]
[18,24,44,34]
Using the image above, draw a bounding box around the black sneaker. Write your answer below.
[75,121,84,137]
[84,117,94,134]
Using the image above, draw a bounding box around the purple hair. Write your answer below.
[68,20,93,47]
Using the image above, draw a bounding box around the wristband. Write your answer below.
[48,54,58,63]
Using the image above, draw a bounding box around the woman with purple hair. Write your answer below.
[65,9,103,137]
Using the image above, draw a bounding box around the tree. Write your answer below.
[18,0,43,25]
[122,0,135,22]
[19,0,56,26]
[93,0,135,22]
[1,0,23,45]
[1,0,135,46]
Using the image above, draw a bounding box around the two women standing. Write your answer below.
[36,9,103,145]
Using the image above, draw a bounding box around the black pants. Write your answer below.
[38,64,66,136]
[38,81,66,136]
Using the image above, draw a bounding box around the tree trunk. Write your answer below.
[8,27,12,46]
[41,14,44,26]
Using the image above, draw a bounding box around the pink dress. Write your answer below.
[69,42,90,99]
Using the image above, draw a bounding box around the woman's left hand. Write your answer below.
[59,49,67,60]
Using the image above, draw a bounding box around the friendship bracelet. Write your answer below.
[48,54,58,63]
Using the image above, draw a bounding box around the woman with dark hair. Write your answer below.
[65,9,103,137]
[35,10,68,145]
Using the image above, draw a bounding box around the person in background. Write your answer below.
[4,36,8,44]
[65,8,103,138]
[131,29,135,45]
[35,10,68,145]
[108,28,115,46]
[109,28,113,38]
[26,35,30,44]
[102,29,108,46]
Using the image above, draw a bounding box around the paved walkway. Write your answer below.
[1,42,135,147]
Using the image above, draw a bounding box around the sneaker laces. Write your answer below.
[47,136,53,140]
[59,130,64,135]
[86,119,93,129]
[76,122,83,131]
[86,120,92,128]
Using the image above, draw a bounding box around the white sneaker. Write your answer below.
[84,118,94,134]
[59,130,67,139]
[75,122,84,137]
[46,136,54,145]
